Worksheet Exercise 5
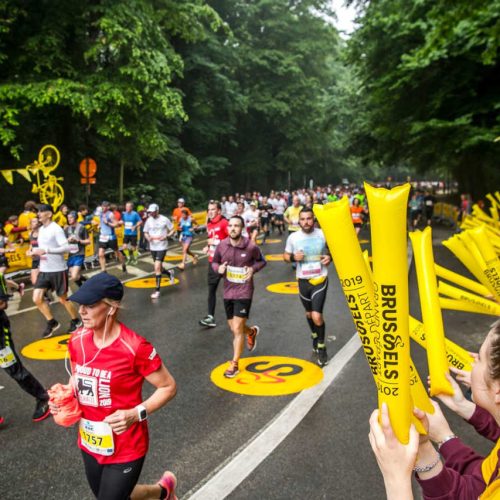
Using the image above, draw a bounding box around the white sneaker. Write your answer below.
[151,290,160,299]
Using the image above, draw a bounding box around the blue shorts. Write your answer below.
[67,254,85,268]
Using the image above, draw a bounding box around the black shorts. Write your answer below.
[0,254,8,269]
[274,214,284,222]
[81,450,145,500]
[98,239,118,251]
[123,235,138,246]
[34,270,69,297]
[151,250,167,262]
[224,299,252,319]
[208,263,222,286]
[298,278,328,313]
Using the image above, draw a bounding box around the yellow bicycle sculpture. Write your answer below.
[26,145,65,212]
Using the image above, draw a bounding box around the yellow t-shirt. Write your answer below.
[18,211,37,240]
[284,205,303,232]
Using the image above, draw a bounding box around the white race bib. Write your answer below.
[68,244,79,254]
[226,265,247,283]
[124,222,133,230]
[0,345,16,368]
[79,418,115,456]
[99,234,109,243]
[301,261,322,278]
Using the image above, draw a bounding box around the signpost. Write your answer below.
[79,157,97,206]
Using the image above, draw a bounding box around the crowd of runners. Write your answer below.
[3,180,487,500]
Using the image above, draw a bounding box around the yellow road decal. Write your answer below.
[257,239,282,244]
[266,282,299,294]
[21,334,71,360]
[164,255,182,261]
[125,277,180,289]
[265,254,284,261]
[211,356,323,396]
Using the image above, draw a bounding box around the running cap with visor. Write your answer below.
[36,203,53,212]
[147,203,159,213]
[177,198,185,203]
[70,272,124,305]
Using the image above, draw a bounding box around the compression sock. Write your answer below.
[155,274,161,291]
[133,250,138,259]
[316,322,325,344]
[306,317,316,334]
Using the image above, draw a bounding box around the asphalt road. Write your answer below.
[0,225,497,500]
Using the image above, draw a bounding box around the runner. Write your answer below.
[172,198,192,237]
[258,196,273,244]
[350,197,367,236]
[284,195,303,234]
[28,204,82,338]
[65,211,90,287]
[178,209,198,271]
[53,204,69,228]
[0,225,25,297]
[28,217,41,286]
[0,290,50,422]
[243,202,260,243]
[121,202,142,265]
[50,273,178,500]
[18,200,37,240]
[212,215,266,378]
[283,207,331,366]
[143,204,175,300]
[98,201,126,273]
[199,201,228,328]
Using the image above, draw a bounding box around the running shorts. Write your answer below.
[67,255,85,268]
[34,270,69,297]
[298,277,328,313]
[151,250,167,262]
[123,235,138,246]
[98,239,118,251]
[224,299,252,319]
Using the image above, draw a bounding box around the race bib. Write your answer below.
[0,345,16,368]
[124,221,133,230]
[425,200,433,206]
[301,261,322,278]
[99,234,109,243]
[79,418,115,456]
[68,244,79,254]
[289,220,299,231]
[226,265,247,283]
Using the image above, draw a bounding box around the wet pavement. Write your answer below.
[0,226,497,499]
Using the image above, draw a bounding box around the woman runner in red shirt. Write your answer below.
[50,273,177,500]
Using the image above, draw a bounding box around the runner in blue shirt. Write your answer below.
[178,209,198,270]
[121,202,142,265]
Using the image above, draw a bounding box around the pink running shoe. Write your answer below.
[158,471,177,500]
[18,282,25,297]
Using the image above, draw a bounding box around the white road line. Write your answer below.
[184,333,362,500]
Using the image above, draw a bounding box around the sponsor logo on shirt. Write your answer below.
[148,348,157,361]
[75,364,112,407]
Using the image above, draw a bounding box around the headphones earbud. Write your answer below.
[107,308,115,316]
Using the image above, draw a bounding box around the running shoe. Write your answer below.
[68,318,82,333]
[158,470,177,500]
[317,346,328,367]
[247,325,260,352]
[131,256,138,265]
[18,282,25,297]
[0,415,4,425]
[178,263,185,271]
[192,255,198,265]
[32,399,50,422]
[224,360,240,378]
[42,320,60,339]
[312,334,319,353]
[168,269,175,285]
[151,290,160,299]
[199,315,216,328]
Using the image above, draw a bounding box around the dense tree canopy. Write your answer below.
[0,0,498,217]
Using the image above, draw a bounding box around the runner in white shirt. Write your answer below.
[273,195,287,235]
[225,196,238,218]
[284,207,331,366]
[143,204,175,299]
[243,203,260,242]
[28,204,82,338]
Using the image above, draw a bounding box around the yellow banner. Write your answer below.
[1,170,13,184]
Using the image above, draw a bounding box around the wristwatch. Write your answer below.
[136,404,148,422]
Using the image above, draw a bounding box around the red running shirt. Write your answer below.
[68,323,162,464]
[207,215,229,262]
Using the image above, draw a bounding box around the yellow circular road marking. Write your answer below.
[257,239,281,244]
[266,282,298,294]
[164,255,182,261]
[211,356,323,396]
[265,254,284,261]
[21,334,71,360]
[125,277,180,289]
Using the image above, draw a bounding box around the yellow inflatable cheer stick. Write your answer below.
[314,199,433,431]
[439,297,500,318]
[435,264,490,297]
[438,281,500,316]
[410,228,454,396]
[409,316,474,372]
[365,182,412,444]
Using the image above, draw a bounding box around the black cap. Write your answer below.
[36,203,52,212]
[0,291,10,302]
[70,272,124,305]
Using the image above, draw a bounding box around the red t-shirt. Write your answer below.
[207,215,229,262]
[68,323,162,464]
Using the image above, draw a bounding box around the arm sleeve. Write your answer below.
[467,405,500,442]
[49,225,71,254]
